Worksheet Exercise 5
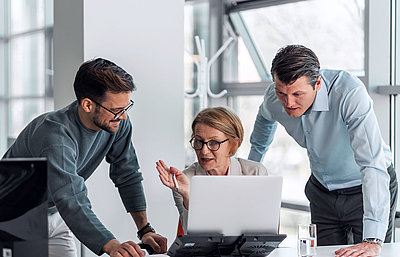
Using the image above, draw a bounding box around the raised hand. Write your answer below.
[156,160,190,195]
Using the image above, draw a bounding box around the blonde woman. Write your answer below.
[156,107,267,234]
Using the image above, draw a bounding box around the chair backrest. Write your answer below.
[177,216,184,236]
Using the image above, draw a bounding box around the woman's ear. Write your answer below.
[81,98,94,113]
[229,138,240,156]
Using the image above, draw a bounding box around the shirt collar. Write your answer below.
[311,78,329,112]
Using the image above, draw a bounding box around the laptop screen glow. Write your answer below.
[187,176,283,236]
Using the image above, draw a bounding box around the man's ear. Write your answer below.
[81,98,95,113]
[315,76,322,91]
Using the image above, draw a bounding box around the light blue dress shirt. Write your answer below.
[249,69,392,240]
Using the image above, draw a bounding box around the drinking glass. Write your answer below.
[297,224,317,256]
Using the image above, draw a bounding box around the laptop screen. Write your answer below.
[187,175,283,236]
[0,158,48,256]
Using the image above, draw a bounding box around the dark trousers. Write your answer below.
[305,165,398,246]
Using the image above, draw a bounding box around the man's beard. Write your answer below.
[93,109,119,134]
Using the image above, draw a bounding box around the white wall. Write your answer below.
[54,0,185,256]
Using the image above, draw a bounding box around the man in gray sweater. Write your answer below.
[3,58,167,257]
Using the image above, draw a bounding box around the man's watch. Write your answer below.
[137,222,156,240]
[363,238,383,247]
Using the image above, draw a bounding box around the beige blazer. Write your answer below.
[172,157,268,234]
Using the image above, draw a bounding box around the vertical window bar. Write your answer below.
[229,12,270,81]
[390,0,396,167]
[3,0,10,153]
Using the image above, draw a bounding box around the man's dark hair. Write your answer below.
[271,45,320,88]
[73,58,136,103]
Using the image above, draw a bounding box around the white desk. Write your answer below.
[269,243,400,256]
[150,243,400,256]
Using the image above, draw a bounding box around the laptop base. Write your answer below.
[167,233,287,257]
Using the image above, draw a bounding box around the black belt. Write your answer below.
[310,174,362,195]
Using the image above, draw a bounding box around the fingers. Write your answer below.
[156,160,170,174]
[158,174,173,188]
[133,244,146,257]
[159,160,169,171]
[156,161,173,188]
[170,166,181,175]
[141,233,168,254]
[156,160,169,174]
[156,161,183,190]
[142,235,161,253]
[334,246,348,255]
[334,243,381,257]
[110,241,145,257]
[151,233,168,253]
[156,234,168,253]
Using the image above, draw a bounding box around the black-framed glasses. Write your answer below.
[190,138,229,151]
[91,99,134,120]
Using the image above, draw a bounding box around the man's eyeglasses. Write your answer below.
[91,99,134,120]
[190,138,229,151]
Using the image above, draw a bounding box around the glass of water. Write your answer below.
[297,224,317,256]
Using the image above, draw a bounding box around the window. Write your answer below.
[184,0,367,246]
[0,0,53,155]
[225,0,366,204]
[184,1,210,166]
[238,0,365,79]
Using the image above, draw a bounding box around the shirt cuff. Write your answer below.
[363,219,388,241]
[248,150,263,162]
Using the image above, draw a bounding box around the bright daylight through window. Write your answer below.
[184,0,365,246]
[0,0,53,156]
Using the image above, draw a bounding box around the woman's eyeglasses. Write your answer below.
[190,138,229,151]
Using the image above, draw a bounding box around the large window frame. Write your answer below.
[224,0,368,95]
[185,0,400,243]
[0,0,54,156]
[210,0,368,209]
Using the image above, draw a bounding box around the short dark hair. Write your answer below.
[271,45,320,88]
[73,58,136,103]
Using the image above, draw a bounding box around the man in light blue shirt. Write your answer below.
[249,45,397,257]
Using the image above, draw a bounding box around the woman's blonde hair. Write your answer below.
[191,107,244,156]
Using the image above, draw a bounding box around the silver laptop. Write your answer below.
[187,175,283,236]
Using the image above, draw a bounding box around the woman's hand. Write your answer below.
[156,160,190,197]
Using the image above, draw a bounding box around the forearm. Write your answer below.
[249,111,277,161]
[130,211,168,254]
[130,210,149,230]
[182,190,190,210]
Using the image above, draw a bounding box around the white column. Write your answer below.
[367,0,391,142]
[53,1,184,256]
[53,0,84,109]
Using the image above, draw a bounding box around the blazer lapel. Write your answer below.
[229,158,243,176]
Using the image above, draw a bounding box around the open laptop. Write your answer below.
[0,158,48,257]
[187,175,283,236]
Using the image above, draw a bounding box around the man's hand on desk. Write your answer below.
[141,232,168,254]
[334,242,381,257]
[103,239,146,257]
